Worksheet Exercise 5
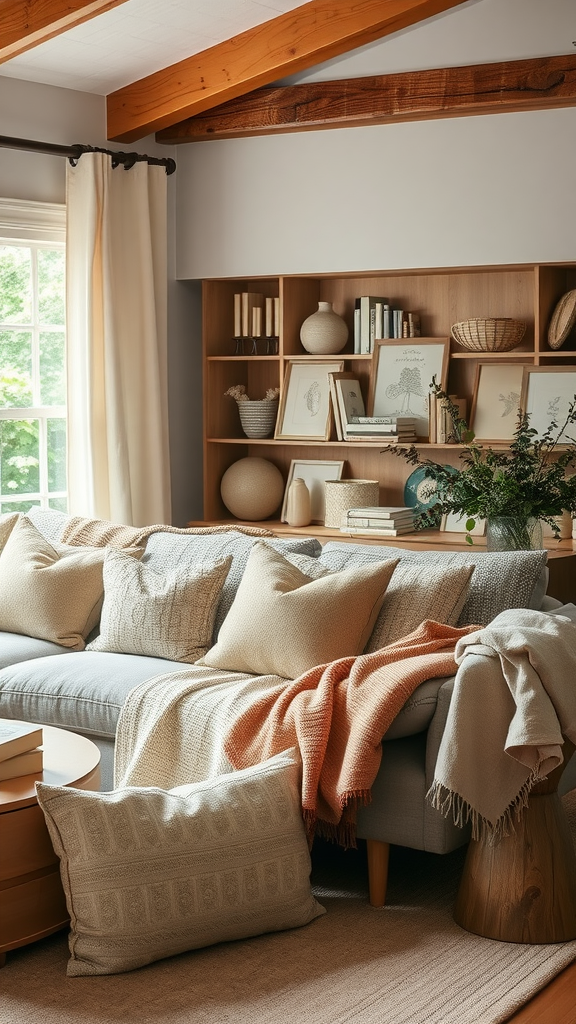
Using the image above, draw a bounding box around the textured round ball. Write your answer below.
[220,457,284,521]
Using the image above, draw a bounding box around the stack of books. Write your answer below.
[428,394,467,444]
[340,506,416,537]
[0,720,43,781]
[345,416,417,443]
[353,296,422,353]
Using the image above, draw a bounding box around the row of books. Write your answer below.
[233,291,280,338]
[353,295,422,354]
[327,371,417,442]
[340,506,416,537]
[429,393,467,444]
[0,719,43,781]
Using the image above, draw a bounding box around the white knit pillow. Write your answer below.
[203,541,398,679]
[365,563,475,651]
[88,547,232,663]
[36,749,325,977]
[0,516,107,649]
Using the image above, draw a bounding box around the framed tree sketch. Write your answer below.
[368,338,449,439]
[281,459,345,524]
[470,362,525,441]
[275,360,344,441]
[521,366,576,442]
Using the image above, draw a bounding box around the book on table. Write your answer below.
[0,719,43,762]
[0,746,43,781]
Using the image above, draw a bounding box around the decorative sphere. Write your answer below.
[220,457,284,521]
[300,301,349,354]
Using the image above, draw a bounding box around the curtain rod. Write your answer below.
[0,135,176,175]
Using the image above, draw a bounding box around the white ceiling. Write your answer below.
[0,0,574,97]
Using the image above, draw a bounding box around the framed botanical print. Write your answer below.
[520,366,576,442]
[368,338,449,439]
[470,362,525,441]
[275,359,344,441]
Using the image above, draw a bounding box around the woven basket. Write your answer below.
[324,479,379,528]
[450,318,526,353]
[237,400,278,439]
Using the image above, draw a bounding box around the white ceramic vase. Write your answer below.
[300,301,349,355]
[285,477,311,527]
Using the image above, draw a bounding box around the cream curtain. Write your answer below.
[66,153,171,526]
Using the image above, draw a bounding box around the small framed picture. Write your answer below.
[368,338,449,439]
[440,512,486,536]
[281,459,345,524]
[470,362,525,441]
[520,367,576,442]
[275,360,344,441]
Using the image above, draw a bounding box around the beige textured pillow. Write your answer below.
[203,541,399,679]
[364,562,475,652]
[36,749,325,977]
[0,511,19,556]
[0,516,108,649]
[88,548,232,662]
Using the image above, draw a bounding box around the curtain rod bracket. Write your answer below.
[0,135,176,175]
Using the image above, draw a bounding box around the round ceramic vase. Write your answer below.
[300,301,349,355]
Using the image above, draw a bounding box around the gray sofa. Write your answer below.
[0,506,571,906]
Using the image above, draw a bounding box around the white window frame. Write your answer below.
[0,198,67,512]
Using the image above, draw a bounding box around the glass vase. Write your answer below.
[486,516,543,552]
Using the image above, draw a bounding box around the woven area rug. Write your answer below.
[3,793,576,1024]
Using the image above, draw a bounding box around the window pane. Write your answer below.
[1,499,39,514]
[40,331,66,405]
[38,248,65,326]
[0,418,39,495]
[47,417,66,492]
[0,245,32,324]
[0,330,33,407]
[49,496,68,512]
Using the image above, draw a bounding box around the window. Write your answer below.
[0,200,67,515]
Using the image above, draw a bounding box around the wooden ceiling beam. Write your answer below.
[156,54,576,143]
[0,0,131,62]
[106,0,469,143]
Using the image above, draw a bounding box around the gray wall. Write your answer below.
[0,76,201,526]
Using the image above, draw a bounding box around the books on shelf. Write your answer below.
[341,505,416,536]
[0,746,43,781]
[340,524,416,537]
[353,296,421,352]
[240,292,263,338]
[359,295,388,354]
[346,505,414,520]
[0,719,43,762]
[436,396,467,444]
[344,415,417,443]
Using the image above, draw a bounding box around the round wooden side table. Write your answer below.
[0,723,101,965]
[454,740,576,943]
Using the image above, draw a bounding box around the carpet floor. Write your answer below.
[2,795,576,1024]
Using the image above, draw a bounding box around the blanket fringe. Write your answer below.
[427,769,544,844]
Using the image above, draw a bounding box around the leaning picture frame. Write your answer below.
[367,338,449,439]
[469,362,525,441]
[275,359,344,441]
[281,459,345,524]
[520,366,576,442]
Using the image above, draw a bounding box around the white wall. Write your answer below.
[0,76,201,526]
[176,106,576,279]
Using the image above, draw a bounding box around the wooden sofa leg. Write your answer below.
[366,839,390,908]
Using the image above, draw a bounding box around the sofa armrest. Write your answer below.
[424,675,456,789]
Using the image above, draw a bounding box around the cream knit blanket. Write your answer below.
[429,608,576,841]
[61,514,273,547]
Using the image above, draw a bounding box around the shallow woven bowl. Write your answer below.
[451,317,526,353]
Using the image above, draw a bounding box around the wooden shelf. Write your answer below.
[200,262,576,525]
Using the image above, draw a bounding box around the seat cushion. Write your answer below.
[0,651,188,739]
[0,631,70,669]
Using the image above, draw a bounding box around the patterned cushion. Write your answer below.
[142,532,322,642]
[87,548,233,663]
[365,562,474,651]
[203,541,398,679]
[319,543,549,626]
[36,749,325,977]
[0,517,107,649]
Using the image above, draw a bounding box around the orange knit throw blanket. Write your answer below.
[224,619,478,846]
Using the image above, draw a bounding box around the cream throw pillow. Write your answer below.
[88,548,233,662]
[0,516,108,649]
[203,541,399,679]
[0,511,19,556]
[365,562,475,651]
[36,749,325,977]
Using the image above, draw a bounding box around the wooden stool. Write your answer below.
[454,740,576,943]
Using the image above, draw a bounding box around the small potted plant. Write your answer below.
[225,384,280,439]
[387,381,576,549]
